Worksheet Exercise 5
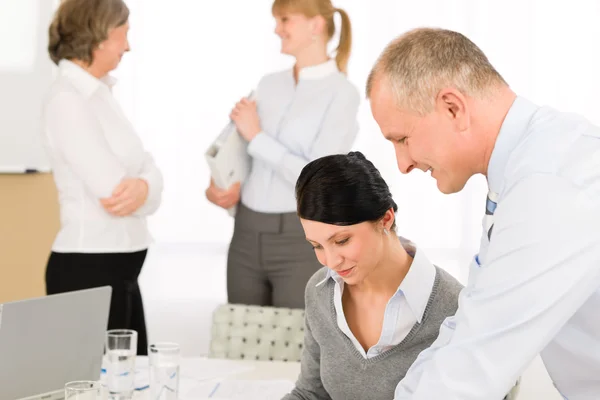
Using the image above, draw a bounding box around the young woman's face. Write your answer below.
[300,219,387,285]
[273,11,317,56]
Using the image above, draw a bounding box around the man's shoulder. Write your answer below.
[506,106,600,191]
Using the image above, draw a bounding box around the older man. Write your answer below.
[367,27,600,400]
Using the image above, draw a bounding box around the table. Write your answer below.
[133,357,300,399]
[125,354,562,399]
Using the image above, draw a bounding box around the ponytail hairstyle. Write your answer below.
[272,0,352,73]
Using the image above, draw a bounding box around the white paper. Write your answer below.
[180,358,255,382]
[183,379,295,400]
[99,357,259,396]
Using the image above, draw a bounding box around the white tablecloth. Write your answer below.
[129,357,300,399]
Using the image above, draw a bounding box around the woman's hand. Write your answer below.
[206,179,241,209]
[230,97,261,141]
[101,178,148,217]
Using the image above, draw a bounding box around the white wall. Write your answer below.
[113,0,600,283]
[0,0,57,171]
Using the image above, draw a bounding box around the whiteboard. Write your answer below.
[0,0,58,173]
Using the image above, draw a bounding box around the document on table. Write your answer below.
[181,358,255,381]
[182,379,295,400]
[100,357,257,393]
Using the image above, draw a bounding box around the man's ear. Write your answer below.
[436,87,470,132]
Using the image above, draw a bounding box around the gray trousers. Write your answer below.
[227,203,321,309]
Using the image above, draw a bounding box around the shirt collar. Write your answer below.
[487,96,539,195]
[297,59,338,81]
[58,59,117,97]
[398,241,436,323]
[315,237,437,323]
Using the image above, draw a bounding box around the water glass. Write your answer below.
[65,381,105,400]
[149,343,181,400]
[105,329,137,400]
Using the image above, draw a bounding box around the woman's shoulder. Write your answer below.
[43,78,84,113]
[432,266,464,300]
[307,266,329,285]
[257,67,293,88]
[328,73,361,101]
[304,266,330,302]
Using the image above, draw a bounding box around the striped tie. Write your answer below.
[484,191,498,240]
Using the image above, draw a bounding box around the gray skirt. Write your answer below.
[227,203,322,309]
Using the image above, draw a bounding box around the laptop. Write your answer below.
[0,286,111,400]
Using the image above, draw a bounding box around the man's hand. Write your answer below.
[101,178,149,217]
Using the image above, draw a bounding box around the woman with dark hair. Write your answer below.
[283,151,463,399]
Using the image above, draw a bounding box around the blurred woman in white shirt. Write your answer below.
[43,0,163,355]
[206,0,360,309]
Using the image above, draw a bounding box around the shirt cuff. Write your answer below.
[134,175,159,216]
[247,131,287,167]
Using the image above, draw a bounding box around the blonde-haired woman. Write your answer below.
[43,0,163,355]
[206,0,360,309]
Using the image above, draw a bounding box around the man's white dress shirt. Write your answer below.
[394,97,600,400]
